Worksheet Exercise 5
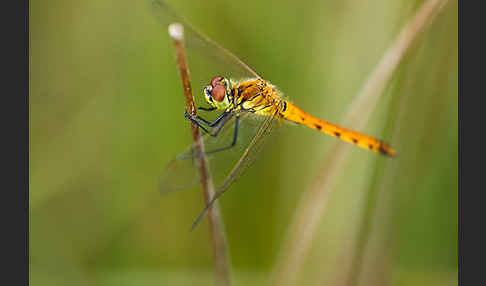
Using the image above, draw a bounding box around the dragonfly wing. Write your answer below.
[159,155,200,194]
[159,115,239,195]
[190,108,281,231]
[159,111,272,195]
[150,0,261,83]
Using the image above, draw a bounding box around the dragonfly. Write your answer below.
[151,0,395,230]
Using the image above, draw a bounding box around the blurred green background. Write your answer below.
[30,0,457,285]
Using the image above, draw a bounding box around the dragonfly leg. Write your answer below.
[196,124,211,135]
[208,112,235,137]
[194,112,232,137]
[185,109,229,128]
[177,115,239,160]
[204,116,239,155]
[182,108,240,158]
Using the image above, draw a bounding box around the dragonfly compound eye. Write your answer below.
[211,84,226,102]
[210,76,224,88]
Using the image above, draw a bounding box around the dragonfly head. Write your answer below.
[203,76,232,110]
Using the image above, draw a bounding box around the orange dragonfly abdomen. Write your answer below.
[279,100,396,157]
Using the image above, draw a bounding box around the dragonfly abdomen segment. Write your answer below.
[280,101,396,156]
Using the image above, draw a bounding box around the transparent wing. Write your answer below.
[189,108,281,230]
[159,115,239,194]
[159,109,281,195]
[150,0,261,90]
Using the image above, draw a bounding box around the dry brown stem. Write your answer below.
[169,23,231,286]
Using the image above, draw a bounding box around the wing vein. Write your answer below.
[191,109,279,231]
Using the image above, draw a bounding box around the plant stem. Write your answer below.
[169,23,232,286]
